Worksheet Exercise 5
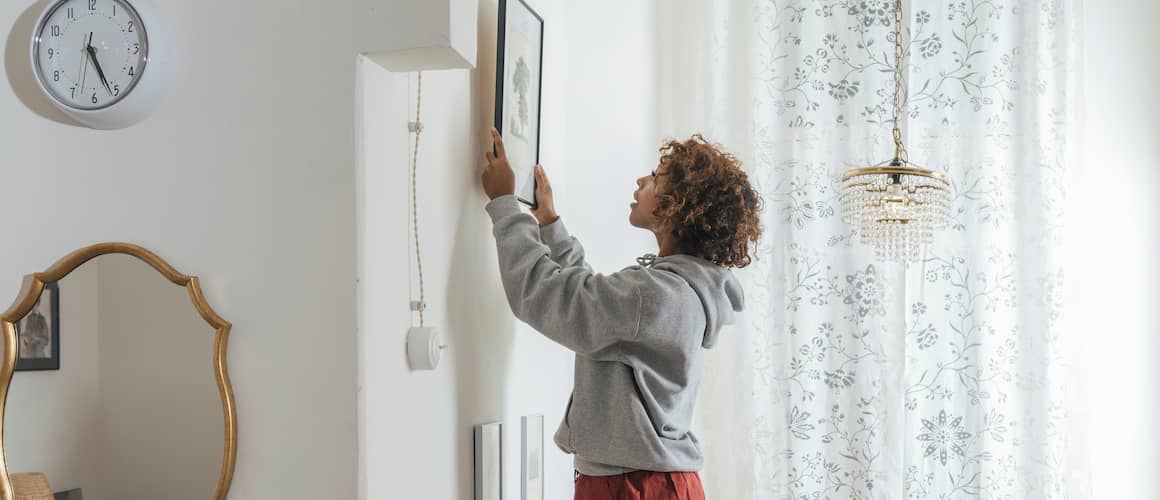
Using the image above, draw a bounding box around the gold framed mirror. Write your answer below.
[0,243,236,500]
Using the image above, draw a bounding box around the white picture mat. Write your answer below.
[475,422,502,500]
[522,415,543,500]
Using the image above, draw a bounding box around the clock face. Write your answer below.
[34,0,148,111]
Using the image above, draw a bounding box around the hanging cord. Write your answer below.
[891,0,909,164]
[409,72,427,327]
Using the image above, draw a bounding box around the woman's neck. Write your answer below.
[655,230,681,257]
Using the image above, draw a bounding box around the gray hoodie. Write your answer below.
[486,195,745,476]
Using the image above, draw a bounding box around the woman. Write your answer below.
[481,127,762,500]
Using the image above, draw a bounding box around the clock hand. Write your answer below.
[86,45,113,96]
[77,33,91,96]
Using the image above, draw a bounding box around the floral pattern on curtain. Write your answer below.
[663,1,1089,499]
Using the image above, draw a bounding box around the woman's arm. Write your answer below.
[527,165,591,270]
[539,218,592,271]
[487,194,641,359]
[482,129,636,358]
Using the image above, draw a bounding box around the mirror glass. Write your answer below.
[5,253,223,500]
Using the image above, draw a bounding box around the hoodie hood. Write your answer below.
[642,253,745,348]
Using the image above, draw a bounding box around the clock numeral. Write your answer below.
[127,20,134,33]
[48,48,55,59]
[92,93,98,104]
[113,84,120,96]
[128,66,135,77]
[70,87,77,99]
[113,4,116,16]
[131,43,140,55]
[89,0,97,11]
[68,7,74,19]
[51,25,61,37]
[53,70,60,82]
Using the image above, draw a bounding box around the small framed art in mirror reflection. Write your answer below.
[14,282,59,372]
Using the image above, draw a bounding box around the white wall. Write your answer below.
[4,0,662,497]
[558,0,659,267]
[1,0,358,497]
[355,1,571,498]
[1077,1,1160,499]
[5,263,101,493]
[92,254,221,500]
[356,0,659,499]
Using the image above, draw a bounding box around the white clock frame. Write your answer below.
[29,0,175,130]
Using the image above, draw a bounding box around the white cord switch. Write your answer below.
[407,327,446,370]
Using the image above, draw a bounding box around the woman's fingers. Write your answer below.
[490,128,507,159]
[535,165,551,191]
[486,151,496,164]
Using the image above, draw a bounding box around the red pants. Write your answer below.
[574,471,706,500]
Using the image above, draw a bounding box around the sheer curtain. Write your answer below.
[653,1,1089,498]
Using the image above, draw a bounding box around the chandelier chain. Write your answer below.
[892,0,908,163]
[839,0,951,262]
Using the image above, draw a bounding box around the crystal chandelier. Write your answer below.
[839,0,951,262]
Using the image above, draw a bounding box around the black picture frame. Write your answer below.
[15,281,60,371]
[495,0,545,209]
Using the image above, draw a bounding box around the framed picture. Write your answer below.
[474,422,503,500]
[495,0,544,208]
[16,281,60,371]
[521,415,544,500]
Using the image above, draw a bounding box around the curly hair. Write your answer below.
[653,135,763,268]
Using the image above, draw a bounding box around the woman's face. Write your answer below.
[629,165,666,230]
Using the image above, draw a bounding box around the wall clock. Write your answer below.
[30,0,174,129]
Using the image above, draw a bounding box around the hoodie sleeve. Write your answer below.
[487,195,640,359]
[538,217,592,271]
